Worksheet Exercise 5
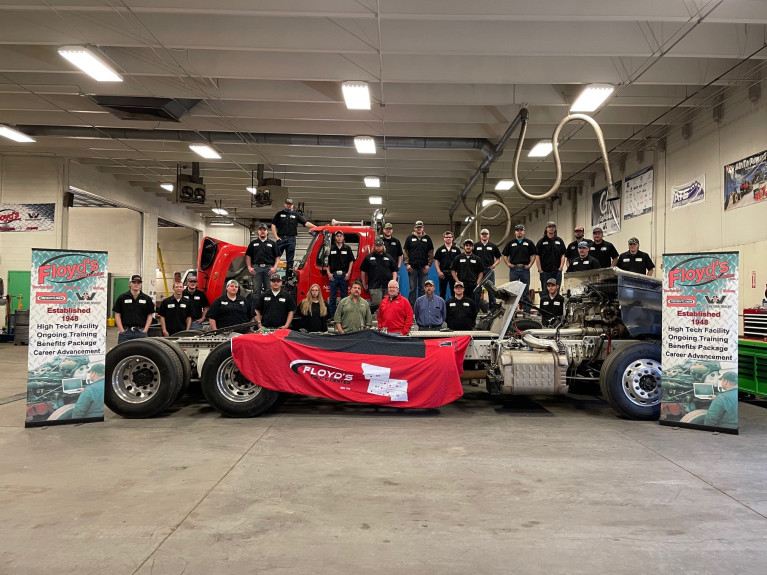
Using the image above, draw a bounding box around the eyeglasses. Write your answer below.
[131,280,142,284]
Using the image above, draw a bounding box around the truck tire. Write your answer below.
[105,339,184,418]
[600,341,662,420]
[201,341,280,417]
[154,338,192,399]
[679,409,708,424]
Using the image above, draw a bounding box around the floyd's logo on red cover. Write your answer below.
[289,360,354,382]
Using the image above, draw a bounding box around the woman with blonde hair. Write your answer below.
[297,283,328,332]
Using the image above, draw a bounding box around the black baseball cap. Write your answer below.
[130,274,142,282]
[515,224,525,230]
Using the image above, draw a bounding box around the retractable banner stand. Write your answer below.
[660,252,739,434]
[25,249,108,427]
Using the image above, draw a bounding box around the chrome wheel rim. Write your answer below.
[215,356,262,403]
[620,358,662,407]
[112,355,162,404]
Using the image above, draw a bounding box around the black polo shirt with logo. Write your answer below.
[502,238,537,265]
[327,244,355,274]
[381,235,403,263]
[539,293,565,322]
[272,209,308,237]
[568,256,601,272]
[616,250,655,274]
[450,254,484,286]
[566,239,593,263]
[404,234,434,268]
[474,241,502,268]
[207,295,251,328]
[360,252,398,289]
[255,289,297,328]
[182,288,210,321]
[536,236,567,272]
[113,290,154,328]
[245,238,279,265]
[445,297,477,331]
[434,245,461,273]
[158,295,191,334]
[589,240,619,268]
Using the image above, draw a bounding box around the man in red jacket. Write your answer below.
[377,279,414,335]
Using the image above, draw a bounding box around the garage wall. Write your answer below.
[0,156,65,274]
[156,227,199,298]
[203,223,250,246]
[67,207,142,278]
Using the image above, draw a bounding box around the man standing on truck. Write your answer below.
[113,274,155,345]
[588,226,619,268]
[433,230,461,300]
[254,275,296,330]
[271,198,315,280]
[378,280,414,335]
[502,224,537,313]
[182,275,209,330]
[404,220,434,307]
[445,282,477,331]
[568,242,601,272]
[451,239,484,308]
[246,222,280,295]
[616,237,655,276]
[334,279,372,334]
[535,221,567,292]
[539,278,564,326]
[157,281,191,337]
[325,230,356,317]
[360,239,398,308]
[381,223,403,271]
[474,228,502,309]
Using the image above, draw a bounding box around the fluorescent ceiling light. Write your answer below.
[210,219,233,227]
[246,186,258,194]
[211,207,228,216]
[570,84,614,113]
[342,81,371,110]
[354,136,376,154]
[495,180,514,191]
[58,46,123,82]
[161,183,174,192]
[189,144,221,159]
[364,176,381,188]
[369,196,383,205]
[0,125,35,143]
[528,141,553,158]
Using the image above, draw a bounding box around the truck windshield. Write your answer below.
[296,233,322,270]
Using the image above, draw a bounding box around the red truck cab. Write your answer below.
[196,225,377,303]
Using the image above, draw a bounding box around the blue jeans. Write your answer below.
[509,267,532,313]
[328,273,348,316]
[117,329,149,345]
[408,267,428,307]
[190,321,204,330]
[482,268,497,307]
[251,265,271,295]
[276,236,297,275]
[539,270,562,295]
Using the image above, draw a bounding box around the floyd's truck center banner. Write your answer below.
[660,252,739,434]
[26,249,108,427]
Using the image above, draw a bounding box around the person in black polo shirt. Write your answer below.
[568,241,601,272]
[539,277,565,326]
[445,282,477,331]
[566,225,592,266]
[589,226,619,268]
[475,228,502,308]
[254,275,296,329]
[158,281,191,336]
[182,275,209,329]
[616,237,655,276]
[246,222,280,295]
[381,223,403,270]
[207,279,252,330]
[404,220,434,307]
[360,239,398,307]
[536,221,567,293]
[271,198,315,279]
[325,230,356,317]
[451,239,484,307]
[434,230,461,300]
[502,224,537,313]
[113,274,155,345]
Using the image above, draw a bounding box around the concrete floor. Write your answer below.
[2,329,767,574]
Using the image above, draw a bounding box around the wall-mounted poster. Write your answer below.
[623,166,653,220]
[659,252,739,434]
[591,181,622,236]
[0,203,55,232]
[26,249,108,428]
[723,149,767,211]
[671,174,706,211]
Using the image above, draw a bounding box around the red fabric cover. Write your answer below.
[231,330,470,408]
[377,294,414,335]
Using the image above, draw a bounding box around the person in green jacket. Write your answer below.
[71,363,105,420]
[703,371,738,429]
